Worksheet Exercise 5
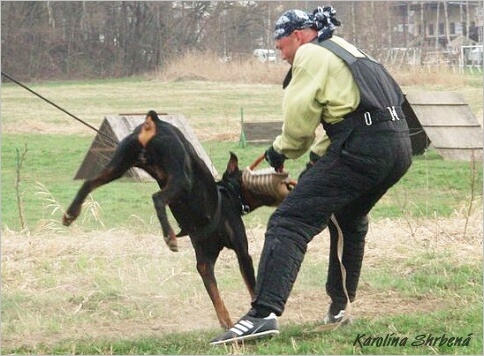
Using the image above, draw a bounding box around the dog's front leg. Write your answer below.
[234,243,256,299]
[152,191,178,252]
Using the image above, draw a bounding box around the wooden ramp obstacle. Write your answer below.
[403,92,483,161]
[74,113,218,182]
[240,121,283,145]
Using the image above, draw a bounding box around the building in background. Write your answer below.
[389,1,482,71]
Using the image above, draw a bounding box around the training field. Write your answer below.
[1,66,483,354]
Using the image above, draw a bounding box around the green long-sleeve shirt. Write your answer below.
[273,35,363,159]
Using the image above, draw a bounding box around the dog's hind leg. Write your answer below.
[193,245,232,329]
[152,191,178,252]
[63,137,140,226]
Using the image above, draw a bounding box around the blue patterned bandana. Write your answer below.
[273,6,341,41]
[312,6,341,42]
[273,9,315,40]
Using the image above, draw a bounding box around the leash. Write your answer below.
[250,153,286,173]
[1,71,117,146]
[249,153,266,170]
[309,214,351,332]
[248,154,297,186]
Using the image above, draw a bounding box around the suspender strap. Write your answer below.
[317,38,379,65]
[317,39,358,65]
[316,38,405,135]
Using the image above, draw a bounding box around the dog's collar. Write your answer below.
[217,181,250,215]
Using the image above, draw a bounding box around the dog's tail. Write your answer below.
[147,110,160,122]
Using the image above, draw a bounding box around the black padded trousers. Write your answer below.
[251,119,413,316]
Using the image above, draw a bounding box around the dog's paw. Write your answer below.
[168,243,179,252]
[164,233,179,252]
[62,213,74,226]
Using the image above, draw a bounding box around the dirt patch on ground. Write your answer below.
[1,212,482,349]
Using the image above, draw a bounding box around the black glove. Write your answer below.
[264,146,287,172]
[298,151,321,179]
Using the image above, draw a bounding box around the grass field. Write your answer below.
[1,64,483,354]
[1,134,482,232]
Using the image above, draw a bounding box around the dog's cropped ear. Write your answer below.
[226,151,239,173]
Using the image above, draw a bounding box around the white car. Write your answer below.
[253,49,277,62]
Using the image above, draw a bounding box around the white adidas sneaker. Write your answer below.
[210,312,279,345]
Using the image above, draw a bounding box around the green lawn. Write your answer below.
[1,133,482,232]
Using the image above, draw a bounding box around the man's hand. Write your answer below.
[264,146,287,172]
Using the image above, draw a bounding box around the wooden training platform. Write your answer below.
[74,113,218,182]
[241,121,283,144]
[403,91,483,161]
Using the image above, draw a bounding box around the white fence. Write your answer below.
[382,45,483,73]
[459,45,483,73]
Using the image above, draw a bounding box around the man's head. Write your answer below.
[273,6,341,64]
[273,10,317,65]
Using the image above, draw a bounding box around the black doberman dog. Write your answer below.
[62,110,281,329]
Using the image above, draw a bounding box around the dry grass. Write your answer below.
[2,205,481,350]
[157,50,288,85]
[156,49,474,88]
[388,64,468,87]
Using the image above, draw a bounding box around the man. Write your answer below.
[210,6,412,345]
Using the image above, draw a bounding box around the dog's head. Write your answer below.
[222,152,293,212]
